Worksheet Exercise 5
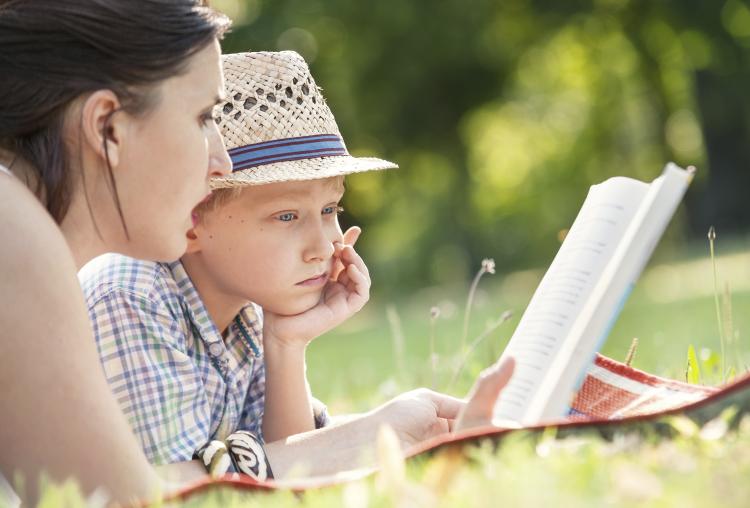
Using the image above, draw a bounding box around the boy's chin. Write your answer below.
[263,294,322,316]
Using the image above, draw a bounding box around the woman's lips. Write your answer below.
[296,273,328,287]
[190,191,213,227]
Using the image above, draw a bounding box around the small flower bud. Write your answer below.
[481,258,496,275]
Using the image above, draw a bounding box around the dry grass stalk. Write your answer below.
[459,258,496,353]
[625,337,639,367]
[708,226,726,382]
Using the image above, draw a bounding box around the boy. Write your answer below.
[79,51,397,479]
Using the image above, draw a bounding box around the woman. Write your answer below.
[0,1,512,504]
[0,0,232,503]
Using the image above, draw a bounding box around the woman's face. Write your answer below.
[114,39,231,261]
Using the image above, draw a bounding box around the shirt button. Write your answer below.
[208,342,224,357]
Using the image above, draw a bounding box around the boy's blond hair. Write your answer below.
[196,176,345,223]
[193,187,244,223]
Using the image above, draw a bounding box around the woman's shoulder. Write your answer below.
[0,175,84,324]
[0,171,70,265]
[0,176,160,504]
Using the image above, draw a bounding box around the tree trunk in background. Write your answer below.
[690,68,750,237]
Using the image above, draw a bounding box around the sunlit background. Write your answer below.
[213,0,750,406]
[216,0,750,292]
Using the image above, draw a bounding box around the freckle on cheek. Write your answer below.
[209,235,213,239]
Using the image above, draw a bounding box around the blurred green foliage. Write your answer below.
[217,0,750,293]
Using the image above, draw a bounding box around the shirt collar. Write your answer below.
[234,304,264,358]
[166,260,263,360]
[167,260,222,342]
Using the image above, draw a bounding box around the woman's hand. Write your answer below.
[454,357,515,432]
[372,357,515,450]
[261,358,515,478]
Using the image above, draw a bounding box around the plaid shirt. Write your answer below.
[79,254,266,464]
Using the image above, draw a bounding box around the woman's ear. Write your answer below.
[80,89,124,169]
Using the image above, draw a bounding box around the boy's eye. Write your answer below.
[322,205,344,216]
[277,212,297,222]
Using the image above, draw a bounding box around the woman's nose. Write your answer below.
[207,123,232,178]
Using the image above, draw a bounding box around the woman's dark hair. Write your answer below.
[0,0,230,225]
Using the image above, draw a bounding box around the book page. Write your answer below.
[524,164,691,423]
[492,177,649,423]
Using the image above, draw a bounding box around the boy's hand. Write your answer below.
[263,226,370,348]
[330,226,362,281]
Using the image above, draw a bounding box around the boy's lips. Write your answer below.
[296,272,329,287]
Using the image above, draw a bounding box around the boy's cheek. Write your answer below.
[332,216,344,239]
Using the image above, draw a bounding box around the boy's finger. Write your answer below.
[330,243,347,281]
[336,269,351,287]
[340,245,371,281]
[342,226,361,247]
[342,262,367,290]
[345,266,369,308]
[330,231,368,283]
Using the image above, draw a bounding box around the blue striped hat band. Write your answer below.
[228,134,349,172]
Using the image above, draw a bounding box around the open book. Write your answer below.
[493,163,694,426]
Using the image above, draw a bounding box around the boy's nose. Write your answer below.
[303,223,336,263]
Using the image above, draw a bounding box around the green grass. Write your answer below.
[307,244,750,411]
[34,417,750,508]
[176,418,750,508]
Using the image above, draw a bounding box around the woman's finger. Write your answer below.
[454,357,515,432]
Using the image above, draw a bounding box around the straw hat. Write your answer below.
[211,51,397,189]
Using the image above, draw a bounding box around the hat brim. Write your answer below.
[210,155,398,189]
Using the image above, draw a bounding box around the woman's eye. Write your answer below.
[277,212,297,222]
[199,112,214,127]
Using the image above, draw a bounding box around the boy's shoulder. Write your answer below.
[78,253,179,307]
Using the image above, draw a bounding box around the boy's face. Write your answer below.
[190,177,345,316]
